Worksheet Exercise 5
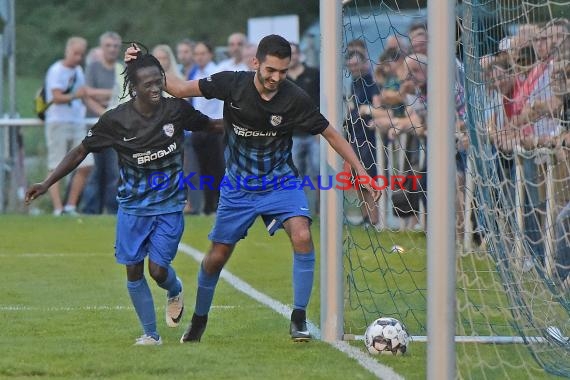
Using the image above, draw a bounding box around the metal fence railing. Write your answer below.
[0,117,98,213]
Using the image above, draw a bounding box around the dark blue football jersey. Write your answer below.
[82,97,209,215]
[198,71,329,190]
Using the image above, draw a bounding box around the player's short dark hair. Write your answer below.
[123,42,165,99]
[256,34,291,62]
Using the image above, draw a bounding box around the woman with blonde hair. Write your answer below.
[152,44,184,97]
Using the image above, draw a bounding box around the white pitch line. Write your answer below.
[0,252,109,258]
[0,305,133,312]
[0,305,235,312]
[178,242,403,380]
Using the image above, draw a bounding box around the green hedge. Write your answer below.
[15,0,319,76]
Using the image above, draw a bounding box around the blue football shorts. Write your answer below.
[208,183,312,245]
[115,209,184,268]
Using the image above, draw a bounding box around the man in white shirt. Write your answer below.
[44,36,93,216]
[217,32,249,72]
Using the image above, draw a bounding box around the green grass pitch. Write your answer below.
[0,215,561,379]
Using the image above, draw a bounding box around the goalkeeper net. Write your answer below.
[339,0,570,378]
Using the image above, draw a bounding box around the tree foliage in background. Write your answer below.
[16,0,319,76]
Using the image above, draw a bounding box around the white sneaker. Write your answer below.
[133,334,162,346]
[53,208,63,216]
[166,277,184,327]
[63,205,80,216]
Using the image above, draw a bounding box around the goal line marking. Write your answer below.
[0,305,235,312]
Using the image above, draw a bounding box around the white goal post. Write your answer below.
[319,1,458,378]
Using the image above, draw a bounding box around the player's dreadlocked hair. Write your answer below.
[121,42,166,100]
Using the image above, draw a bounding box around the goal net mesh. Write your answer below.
[339,0,570,377]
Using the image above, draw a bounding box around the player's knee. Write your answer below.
[207,256,226,273]
[291,228,312,249]
[203,253,227,273]
[148,263,167,283]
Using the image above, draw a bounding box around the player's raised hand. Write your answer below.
[124,43,140,63]
[24,183,48,205]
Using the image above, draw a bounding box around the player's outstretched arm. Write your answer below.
[321,125,382,202]
[24,144,89,205]
[164,73,202,99]
[124,44,202,99]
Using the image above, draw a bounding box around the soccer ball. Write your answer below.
[364,317,409,355]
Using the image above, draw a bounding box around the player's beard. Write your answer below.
[256,69,278,93]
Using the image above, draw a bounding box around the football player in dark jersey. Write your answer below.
[25,51,222,346]
[127,34,380,343]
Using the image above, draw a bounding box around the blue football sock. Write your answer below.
[157,266,181,298]
[293,251,315,311]
[195,264,221,316]
[127,277,158,339]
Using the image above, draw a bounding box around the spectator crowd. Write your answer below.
[344,17,569,288]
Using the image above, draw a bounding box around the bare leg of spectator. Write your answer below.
[66,166,91,210]
[48,177,63,215]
